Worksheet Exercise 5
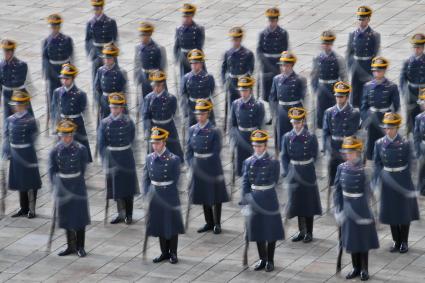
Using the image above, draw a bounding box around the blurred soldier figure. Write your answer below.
[85,0,118,97]
[281,107,322,243]
[142,71,184,161]
[361,57,399,161]
[270,51,306,151]
[2,91,41,218]
[323,82,360,187]
[51,63,92,162]
[334,136,379,281]
[0,39,35,120]
[134,22,167,103]
[186,99,229,234]
[143,127,184,264]
[98,93,139,224]
[257,7,289,124]
[174,3,205,79]
[413,89,425,195]
[94,43,127,120]
[222,27,255,129]
[346,6,380,108]
[400,33,425,134]
[49,120,90,257]
[181,49,216,127]
[311,31,347,129]
[240,130,284,272]
[373,113,419,254]
[42,14,74,117]
[230,76,265,176]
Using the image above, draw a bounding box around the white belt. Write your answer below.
[49,58,70,65]
[228,72,249,79]
[251,184,275,191]
[238,126,257,132]
[383,165,408,172]
[189,96,212,102]
[319,79,338,84]
[332,135,344,141]
[152,117,173,124]
[290,158,314,165]
[58,172,81,178]
[279,100,301,106]
[180,48,191,53]
[93,41,112,47]
[370,106,390,113]
[263,53,281,58]
[61,113,81,119]
[343,191,363,198]
[2,85,25,91]
[194,152,213,158]
[422,140,425,145]
[107,144,131,151]
[151,180,174,186]
[141,68,158,73]
[408,82,425,88]
[103,92,112,97]
[10,143,31,149]
[353,55,372,60]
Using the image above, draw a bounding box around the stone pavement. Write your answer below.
[0,0,425,282]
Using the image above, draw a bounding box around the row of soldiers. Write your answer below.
[0,1,424,281]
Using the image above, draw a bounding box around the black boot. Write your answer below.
[292,217,305,242]
[169,235,178,264]
[12,192,29,217]
[76,229,87,257]
[389,225,401,252]
[197,205,214,233]
[124,197,133,225]
[153,237,170,263]
[399,224,410,253]
[58,230,77,256]
[254,241,267,271]
[213,204,222,234]
[110,200,125,224]
[303,217,313,243]
[265,241,276,272]
[360,252,369,281]
[346,253,361,279]
[27,190,37,218]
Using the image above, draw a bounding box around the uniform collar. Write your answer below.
[293,127,304,136]
[14,110,28,118]
[95,13,105,21]
[154,147,167,157]
[60,140,74,148]
[110,113,123,120]
[372,77,387,85]
[282,70,294,79]
[321,50,334,57]
[197,120,210,129]
[241,95,252,103]
[336,102,349,112]
[105,63,116,70]
[385,134,399,143]
[154,89,166,97]
[64,84,75,92]
[358,25,370,33]
[254,151,268,159]
[191,69,205,76]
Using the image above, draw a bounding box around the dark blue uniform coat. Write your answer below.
[414,111,425,193]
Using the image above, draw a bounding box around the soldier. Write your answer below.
[230,76,265,177]
[186,99,229,234]
[143,127,184,264]
[334,136,379,281]
[94,43,127,120]
[134,21,167,102]
[361,57,400,161]
[85,0,118,94]
[51,63,92,162]
[281,107,322,243]
[270,51,306,151]
[240,130,284,272]
[323,82,360,188]
[98,93,139,224]
[346,6,380,108]
[400,33,425,134]
[311,31,347,129]
[142,71,184,161]
[49,120,90,257]
[373,113,419,254]
[2,91,41,218]
[0,39,35,120]
[181,49,216,127]
[222,27,255,127]
[257,7,289,124]
[413,89,425,195]
[42,14,74,117]
[173,3,205,79]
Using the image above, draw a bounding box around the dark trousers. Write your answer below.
[116,197,134,218]
[19,190,37,214]
[351,252,368,272]
[65,228,85,250]
[256,241,276,262]
[159,235,178,255]
[390,224,410,245]
[418,160,425,195]
[297,216,314,235]
[203,204,222,227]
